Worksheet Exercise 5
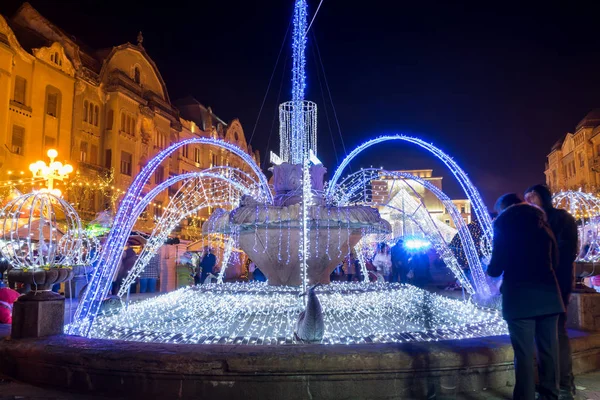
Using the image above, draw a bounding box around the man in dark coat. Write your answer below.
[525,184,578,399]
[488,193,564,400]
[390,239,409,283]
[199,247,217,284]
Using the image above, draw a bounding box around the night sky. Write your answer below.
[3,0,600,208]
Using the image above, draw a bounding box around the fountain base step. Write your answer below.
[1,325,599,400]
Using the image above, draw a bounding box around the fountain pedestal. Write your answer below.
[205,162,390,286]
[239,227,364,286]
[11,291,65,339]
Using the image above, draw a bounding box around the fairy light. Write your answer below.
[0,192,83,270]
[68,282,507,345]
[71,138,271,336]
[553,190,600,262]
[118,169,253,296]
[68,0,503,342]
[217,236,235,284]
[300,158,312,293]
[326,135,493,258]
[334,168,485,296]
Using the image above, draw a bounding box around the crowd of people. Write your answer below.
[488,185,578,400]
[329,240,434,288]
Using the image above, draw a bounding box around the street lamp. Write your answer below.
[29,149,74,197]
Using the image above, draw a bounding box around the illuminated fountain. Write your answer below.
[67,0,503,344]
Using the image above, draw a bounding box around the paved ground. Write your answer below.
[1,371,600,399]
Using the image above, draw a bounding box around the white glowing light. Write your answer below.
[68,282,507,345]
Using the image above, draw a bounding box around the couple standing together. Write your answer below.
[488,185,578,400]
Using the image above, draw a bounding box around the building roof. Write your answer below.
[175,96,227,131]
[576,109,600,131]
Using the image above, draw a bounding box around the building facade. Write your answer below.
[545,109,600,194]
[0,3,259,239]
[371,169,471,230]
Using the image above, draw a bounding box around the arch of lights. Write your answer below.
[553,190,600,262]
[67,0,505,342]
[326,135,493,258]
[118,168,255,296]
[70,138,269,336]
[336,169,477,293]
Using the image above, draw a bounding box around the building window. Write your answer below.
[83,100,89,122]
[13,76,26,105]
[121,113,126,131]
[90,144,98,165]
[182,144,189,158]
[445,219,450,225]
[194,148,201,163]
[212,153,218,167]
[155,131,167,149]
[154,202,162,219]
[134,66,141,84]
[88,103,93,124]
[461,206,466,214]
[106,109,114,130]
[80,141,88,162]
[11,125,24,155]
[154,166,165,184]
[120,151,132,176]
[94,105,99,126]
[580,153,585,168]
[44,136,56,150]
[46,92,58,117]
[105,149,112,169]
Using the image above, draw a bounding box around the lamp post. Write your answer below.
[29,149,74,197]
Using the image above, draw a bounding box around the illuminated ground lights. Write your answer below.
[73,283,506,345]
[68,0,499,341]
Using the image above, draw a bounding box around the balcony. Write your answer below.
[78,161,110,175]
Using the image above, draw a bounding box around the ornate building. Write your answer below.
[371,169,471,230]
[0,3,259,238]
[545,109,600,194]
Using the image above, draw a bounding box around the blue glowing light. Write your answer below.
[404,238,431,250]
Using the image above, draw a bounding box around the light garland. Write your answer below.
[68,0,502,342]
[553,190,600,262]
[118,168,254,296]
[0,192,83,270]
[333,168,487,296]
[72,146,270,336]
[68,282,507,345]
[326,135,493,259]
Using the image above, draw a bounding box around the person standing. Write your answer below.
[391,239,409,283]
[199,247,217,284]
[525,184,578,400]
[112,246,138,295]
[488,193,564,400]
[372,242,392,282]
[140,253,160,293]
[343,252,358,282]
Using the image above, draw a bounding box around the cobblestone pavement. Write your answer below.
[1,371,600,399]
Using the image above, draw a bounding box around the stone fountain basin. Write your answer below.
[239,227,364,285]
[206,203,391,285]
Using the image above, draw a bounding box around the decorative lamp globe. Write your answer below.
[0,192,83,290]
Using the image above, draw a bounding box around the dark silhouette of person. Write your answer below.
[390,238,409,283]
[525,184,578,399]
[488,193,564,400]
[199,247,217,283]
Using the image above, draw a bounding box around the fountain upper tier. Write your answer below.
[204,162,391,285]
